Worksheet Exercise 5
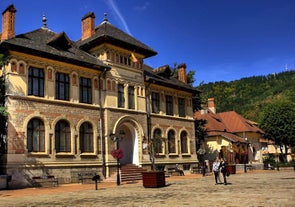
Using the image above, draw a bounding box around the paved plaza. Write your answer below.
[0,170,294,207]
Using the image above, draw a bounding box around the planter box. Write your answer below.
[228,164,236,174]
[142,171,166,188]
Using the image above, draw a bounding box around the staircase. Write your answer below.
[120,164,147,183]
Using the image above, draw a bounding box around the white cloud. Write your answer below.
[134,1,150,12]
[107,0,132,35]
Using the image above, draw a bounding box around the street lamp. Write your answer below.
[110,130,125,186]
[244,138,248,173]
[197,148,206,176]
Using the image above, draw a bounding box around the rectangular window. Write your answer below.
[166,95,173,115]
[118,84,125,108]
[28,67,44,97]
[128,86,135,109]
[79,77,92,104]
[56,72,69,100]
[178,98,186,117]
[151,92,160,113]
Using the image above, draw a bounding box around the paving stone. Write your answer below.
[0,170,294,207]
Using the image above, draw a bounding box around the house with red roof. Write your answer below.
[194,98,265,165]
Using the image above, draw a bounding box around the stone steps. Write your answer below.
[120,164,147,182]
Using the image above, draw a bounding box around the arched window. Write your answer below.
[11,61,17,72]
[55,120,71,152]
[27,118,45,152]
[168,130,176,153]
[80,122,93,153]
[19,63,25,74]
[180,131,188,153]
[153,128,163,154]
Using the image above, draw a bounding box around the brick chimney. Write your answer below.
[177,63,187,83]
[81,12,95,41]
[1,4,16,41]
[208,98,216,114]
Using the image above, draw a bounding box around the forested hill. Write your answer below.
[196,70,295,122]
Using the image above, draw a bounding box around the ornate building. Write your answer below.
[0,5,200,188]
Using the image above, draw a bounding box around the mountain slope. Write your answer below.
[196,70,295,122]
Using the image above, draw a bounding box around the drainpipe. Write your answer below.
[98,68,109,178]
[145,78,154,170]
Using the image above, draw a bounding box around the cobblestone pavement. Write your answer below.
[0,170,294,207]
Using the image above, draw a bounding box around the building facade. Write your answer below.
[0,5,199,188]
[194,98,265,165]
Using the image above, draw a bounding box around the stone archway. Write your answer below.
[112,117,143,166]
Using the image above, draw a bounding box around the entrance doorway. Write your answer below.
[115,121,140,166]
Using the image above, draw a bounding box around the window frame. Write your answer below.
[55,120,71,153]
[168,130,176,154]
[166,95,173,115]
[153,128,163,154]
[128,85,135,109]
[55,72,70,101]
[79,77,92,104]
[27,118,45,153]
[151,92,160,113]
[118,84,125,108]
[178,98,186,117]
[79,122,94,153]
[180,131,189,154]
[28,67,44,97]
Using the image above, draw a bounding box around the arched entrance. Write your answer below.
[111,116,143,166]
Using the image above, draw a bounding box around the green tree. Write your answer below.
[0,53,8,174]
[195,119,207,150]
[259,101,295,162]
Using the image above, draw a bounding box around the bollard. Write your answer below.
[92,175,100,190]
[95,180,98,190]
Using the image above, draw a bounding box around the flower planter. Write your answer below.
[227,164,236,174]
[142,171,166,188]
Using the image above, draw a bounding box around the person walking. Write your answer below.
[212,158,221,184]
[220,158,228,185]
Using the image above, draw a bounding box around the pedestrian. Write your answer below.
[212,158,221,184]
[175,164,185,176]
[220,158,228,185]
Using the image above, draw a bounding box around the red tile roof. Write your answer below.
[218,111,264,133]
[195,110,264,143]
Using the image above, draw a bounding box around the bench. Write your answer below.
[167,167,182,176]
[264,164,274,170]
[246,165,255,171]
[32,175,58,187]
[191,166,202,174]
[78,172,99,184]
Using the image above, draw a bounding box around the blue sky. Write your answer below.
[1,0,294,86]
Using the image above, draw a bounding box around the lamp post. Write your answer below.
[197,148,206,176]
[244,138,248,173]
[110,130,125,186]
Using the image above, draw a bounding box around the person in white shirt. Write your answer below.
[212,158,221,184]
